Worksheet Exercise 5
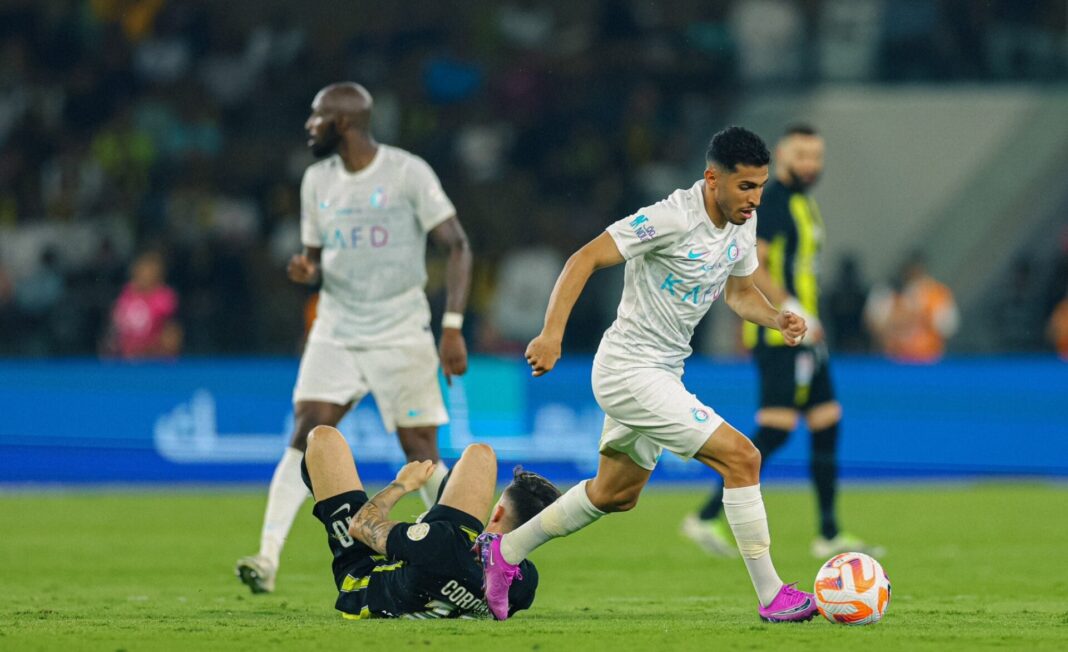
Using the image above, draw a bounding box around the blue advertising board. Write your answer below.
[0,356,1065,484]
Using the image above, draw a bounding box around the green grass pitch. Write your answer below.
[1,482,1066,650]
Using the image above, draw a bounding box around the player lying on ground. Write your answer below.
[478,126,817,623]
[302,425,560,619]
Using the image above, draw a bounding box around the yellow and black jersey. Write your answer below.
[743,180,824,349]
[314,491,539,620]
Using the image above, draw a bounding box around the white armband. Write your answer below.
[442,312,464,330]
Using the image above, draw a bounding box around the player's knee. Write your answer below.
[757,408,799,431]
[726,436,761,479]
[306,425,343,452]
[293,408,337,451]
[806,402,842,431]
[462,443,495,464]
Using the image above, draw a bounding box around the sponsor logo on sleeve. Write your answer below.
[629,214,657,243]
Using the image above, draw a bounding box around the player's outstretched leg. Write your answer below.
[694,422,816,622]
[684,425,791,557]
[478,449,649,620]
[236,400,349,594]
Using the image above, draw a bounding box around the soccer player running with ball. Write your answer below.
[682,124,882,560]
[237,82,472,593]
[478,126,817,622]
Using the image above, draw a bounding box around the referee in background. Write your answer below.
[682,124,882,559]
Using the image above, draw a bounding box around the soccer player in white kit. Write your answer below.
[478,127,817,622]
[237,82,472,593]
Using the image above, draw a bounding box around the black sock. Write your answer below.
[698,426,790,521]
[312,490,370,585]
[811,422,840,539]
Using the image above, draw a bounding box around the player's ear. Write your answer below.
[704,166,717,191]
[491,504,506,525]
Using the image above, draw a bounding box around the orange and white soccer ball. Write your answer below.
[813,552,891,625]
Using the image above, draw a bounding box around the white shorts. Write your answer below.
[592,362,724,471]
[293,336,448,431]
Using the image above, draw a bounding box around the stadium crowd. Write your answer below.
[2,0,1067,359]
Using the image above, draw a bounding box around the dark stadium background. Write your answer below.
[1,0,1066,484]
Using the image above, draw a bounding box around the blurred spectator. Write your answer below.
[102,250,181,359]
[1047,285,1068,360]
[825,254,870,353]
[2,1,1067,358]
[864,252,959,363]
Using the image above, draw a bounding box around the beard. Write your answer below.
[787,168,820,191]
[309,125,341,158]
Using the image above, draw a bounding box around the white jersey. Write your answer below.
[596,180,759,371]
[300,145,456,347]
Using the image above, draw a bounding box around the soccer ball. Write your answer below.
[813,552,891,625]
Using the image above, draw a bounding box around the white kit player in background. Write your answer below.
[477,127,818,623]
[237,82,472,594]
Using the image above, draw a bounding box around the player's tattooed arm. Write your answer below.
[349,482,408,555]
[349,460,436,555]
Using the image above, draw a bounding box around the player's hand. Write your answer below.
[287,254,320,285]
[439,329,468,386]
[776,310,808,347]
[781,296,822,344]
[525,334,561,377]
[394,460,436,493]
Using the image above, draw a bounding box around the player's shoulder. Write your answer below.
[635,183,702,232]
[302,155,340,183]
[378,144,431,171]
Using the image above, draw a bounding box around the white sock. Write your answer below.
[258,447,311,567]
[722,484,784,607]
[499,480,605,565]
[418,461,449,508]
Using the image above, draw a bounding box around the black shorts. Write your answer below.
[754,345,836,410]
[311,490,483,618]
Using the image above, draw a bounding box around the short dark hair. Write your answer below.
[705,126,770,171]
[503,466,561,529]
[783,123,818,138]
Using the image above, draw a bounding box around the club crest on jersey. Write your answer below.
[406,523,430,541]
[726,239,739,262]
[370,186,388,209]
[629,214,657,243]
